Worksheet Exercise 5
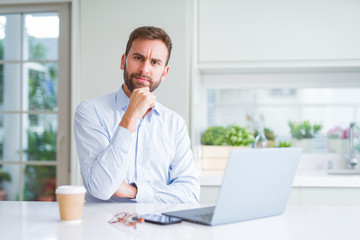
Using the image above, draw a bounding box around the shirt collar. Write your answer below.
[116,85,162,116]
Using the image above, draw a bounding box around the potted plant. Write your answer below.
[0,168,11,201]
[327,126,351,153]
[201,125,254,170]
[288,120,322,152]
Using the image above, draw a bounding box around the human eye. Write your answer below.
[134,56,142,60]
[152,60,161,66]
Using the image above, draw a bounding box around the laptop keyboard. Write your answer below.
[193,213,213,223]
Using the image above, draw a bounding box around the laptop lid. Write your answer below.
[210,147,302,225]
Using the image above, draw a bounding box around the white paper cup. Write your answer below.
[56,185,86,222]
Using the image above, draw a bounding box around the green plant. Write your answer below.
[255,128,276,141]
[25,124,57,160]
[225,125,255,146]
[202,125,255,146]
[0,168,11,190]
[23,125,57,201]
[201,126,228,146]
[277,141,292,148]
[288,120,322,140]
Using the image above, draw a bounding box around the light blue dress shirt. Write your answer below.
[74,87,200,203]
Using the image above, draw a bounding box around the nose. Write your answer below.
[139,60,151,75]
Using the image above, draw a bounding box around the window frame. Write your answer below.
[0,3,71,200]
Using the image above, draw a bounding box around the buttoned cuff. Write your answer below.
[134,182,154,203]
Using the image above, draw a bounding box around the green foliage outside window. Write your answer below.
[0,40,4,104]
[0,29,58,201]
[23,37,57,200]
[23,125,57,201]
[0,167,11,190]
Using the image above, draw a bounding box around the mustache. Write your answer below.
[130,73,152,82]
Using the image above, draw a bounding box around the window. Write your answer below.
[0,4,70,201]
[206,87,360,153]
[195,70,360,159]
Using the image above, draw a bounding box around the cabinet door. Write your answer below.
[199,0,360,62]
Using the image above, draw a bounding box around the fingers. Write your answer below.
[130,87,156,111]
[119,87,156,132]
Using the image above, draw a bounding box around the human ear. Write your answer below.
[120,54,126,70]
[160,65,170,81]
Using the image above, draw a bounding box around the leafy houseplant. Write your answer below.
[202,125,254,146]
[277,141,292,148]
[326,126,353,153]
[202,126,228,146]
[201,125,255,170]
[225,125,255,147]
[288,120,322,152]
[0,168,11,200]
[288,120,322,139]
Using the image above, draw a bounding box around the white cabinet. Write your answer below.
[198,0,360,63]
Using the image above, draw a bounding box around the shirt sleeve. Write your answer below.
[74,101,135,200]
[135,118,200,204]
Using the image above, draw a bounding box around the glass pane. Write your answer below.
[297,88,360,104]
[23,165,56,201]
[0,114,20,161]
[0,164,19,201]
[24,62,58,111]
[207,88,360,152]
[24,12,59,60]
[302,107,354,132]
[0,14,22,61]
[24,114,57,161]
[0,63,21,111]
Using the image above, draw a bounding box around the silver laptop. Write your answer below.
[163,148,302,226]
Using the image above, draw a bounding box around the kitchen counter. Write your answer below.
[1,201,360,240]
[200,170,360,187]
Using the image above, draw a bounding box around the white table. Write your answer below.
[1,201,360,240]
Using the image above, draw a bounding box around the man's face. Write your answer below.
[121,38,169,94]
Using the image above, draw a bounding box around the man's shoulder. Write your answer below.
[76,92,117,113]
[155,102,186,123]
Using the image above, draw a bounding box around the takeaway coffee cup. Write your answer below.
[56,185,86,222]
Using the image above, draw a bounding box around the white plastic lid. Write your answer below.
[55,185,86,194]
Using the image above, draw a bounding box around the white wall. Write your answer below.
[78,0,191,123]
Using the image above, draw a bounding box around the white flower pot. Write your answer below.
[327,139,349,153]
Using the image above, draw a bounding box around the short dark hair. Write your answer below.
[125,26,172,65]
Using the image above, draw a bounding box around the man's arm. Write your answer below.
[134,119,200,204]
[74,101,135,200]
[113,87,155,198]
[74,87,155,200]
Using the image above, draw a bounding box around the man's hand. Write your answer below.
[120,87,156,132]
[113,181,137,199]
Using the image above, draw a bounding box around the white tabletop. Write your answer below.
[1,201,360,240]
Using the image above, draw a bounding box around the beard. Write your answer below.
[123,63,162,93]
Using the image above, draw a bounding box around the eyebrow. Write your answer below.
[132,52,163,64]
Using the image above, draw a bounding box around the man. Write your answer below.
[74,26,200,203]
